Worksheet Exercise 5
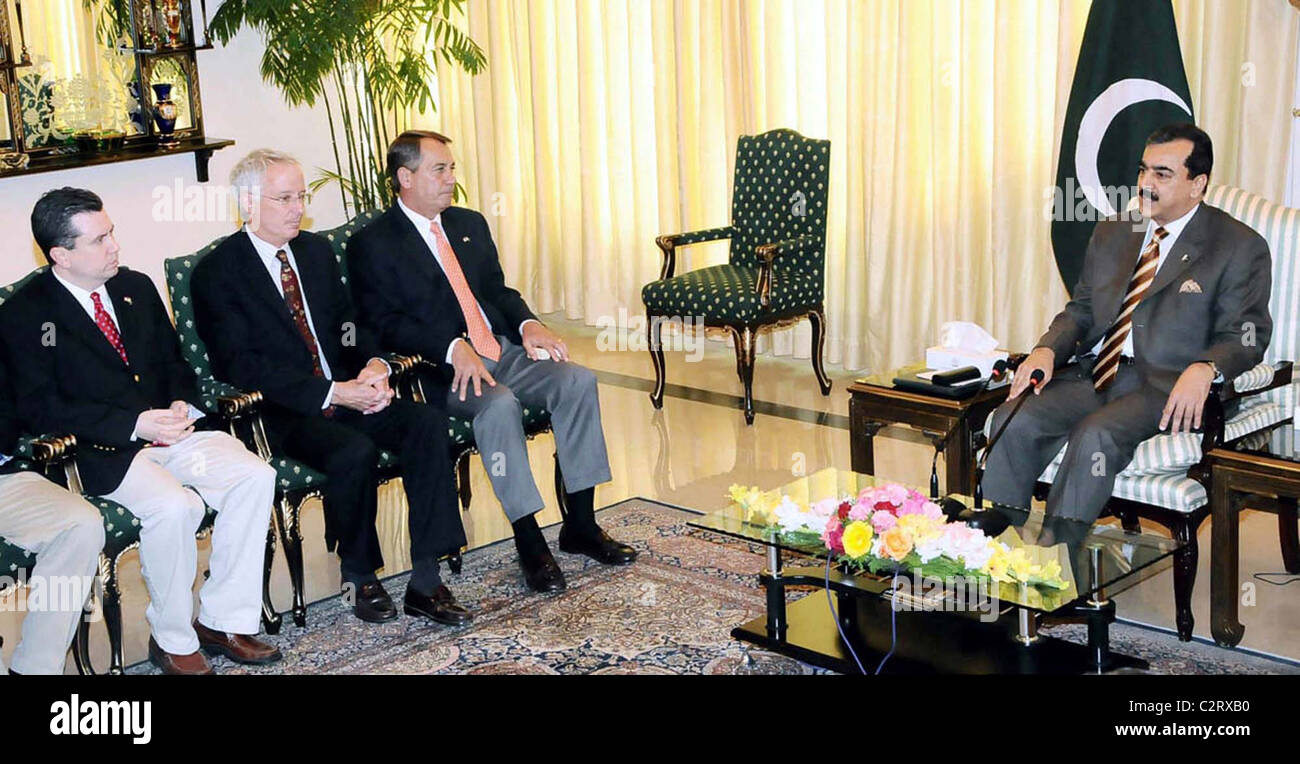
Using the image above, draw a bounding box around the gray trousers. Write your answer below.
[0,472,104,675]
[981,363,1166,524]
[446,338,611,522]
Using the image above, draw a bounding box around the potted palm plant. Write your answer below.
[209,0,486,216]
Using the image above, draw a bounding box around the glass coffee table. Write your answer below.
[689,468,1183,674]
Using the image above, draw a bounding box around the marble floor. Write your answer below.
[2,316,1297,671]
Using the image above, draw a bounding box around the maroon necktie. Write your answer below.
[90,292,129,366]
[275,250,335,416]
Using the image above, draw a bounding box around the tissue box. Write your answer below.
[925,346,1010,379]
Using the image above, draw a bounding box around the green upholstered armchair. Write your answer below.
[642,128,832,424]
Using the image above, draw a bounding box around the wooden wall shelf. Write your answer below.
[0,138,233,182]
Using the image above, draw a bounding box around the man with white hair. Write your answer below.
[191,150,471,627]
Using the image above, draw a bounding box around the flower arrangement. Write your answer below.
[728,482,1068,590]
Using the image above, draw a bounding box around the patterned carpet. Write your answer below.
[128,499,1298,675]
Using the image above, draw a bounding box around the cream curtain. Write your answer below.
[420,0,1299,375]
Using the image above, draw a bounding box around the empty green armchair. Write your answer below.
[642,128,832,424]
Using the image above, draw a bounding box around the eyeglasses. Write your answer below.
[265,192,312,206]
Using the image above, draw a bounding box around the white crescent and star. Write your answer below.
[1074,78,1193,217]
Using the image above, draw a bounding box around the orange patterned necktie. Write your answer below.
[431,221,501,362]
[1092,226,1168,392]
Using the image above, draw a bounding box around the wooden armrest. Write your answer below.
[1215,360,1293,404]
[29,434,78,466]
[653,226,734,280]
[217,390,264,419]
[754,234,820,307]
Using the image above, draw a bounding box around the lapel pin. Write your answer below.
[462,236,471,243]
[1180,254,1189,262]
[123,296,133,305]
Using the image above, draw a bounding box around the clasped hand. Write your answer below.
[135,400,197,445]
[332,359,394,414]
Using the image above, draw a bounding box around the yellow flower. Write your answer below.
[1039,560,1062,582]
[841,522,874,558]
[880,527,913,561]
[985,547,1012,583]
[1007,548,1035,579]
[897,514,942,543]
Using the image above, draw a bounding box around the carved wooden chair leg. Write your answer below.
[103,559,126,674]
[808,307,832,396]
[260,521,282,635]
[456,452,473,511]
[1172,517,1198,642]
[1117,505,1141,534]
[72,565,102,674]
[648,313,667,409]
[730,326,757,425]
[276,494,308,628]
[446,553,463,575]
[1279,496,1299,574]
[553,451,569,522]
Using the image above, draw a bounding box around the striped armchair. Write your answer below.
[998,185,1297,642]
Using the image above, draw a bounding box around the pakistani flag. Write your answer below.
[1051,0,1194,294]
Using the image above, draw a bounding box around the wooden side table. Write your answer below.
[848,364,1010,496]
[1207,440,1300,647]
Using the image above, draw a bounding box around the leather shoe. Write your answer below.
[193,620,282,665]
[350,580,398,623]
[148,636,214,675]
[559,525,638,565]
[404,585,474,625]
[520,549,567,592]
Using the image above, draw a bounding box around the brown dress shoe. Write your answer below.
[148,637,214,675]
[193,620,283,665]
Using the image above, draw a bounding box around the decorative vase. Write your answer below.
[151,83,180,148]
[159,0,186,49]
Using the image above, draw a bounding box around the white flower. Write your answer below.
[773,496,822,533]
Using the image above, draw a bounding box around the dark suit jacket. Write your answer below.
[347,205,537,389]
[0,359,24,476]
[191,230,385,425]
[1038,204,1273,395]
[0,268,199,494]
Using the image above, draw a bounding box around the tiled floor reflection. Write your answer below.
[2,316,1296,671]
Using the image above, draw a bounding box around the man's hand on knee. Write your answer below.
[1009,347,1055,399]
[1160,362,1215,434]
[451,341,496,402]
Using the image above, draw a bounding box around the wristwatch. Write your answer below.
[1198,359,1220,378]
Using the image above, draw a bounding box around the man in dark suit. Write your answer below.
[0,188,281,675]
[0,356,104,675]
[192,149,470,627]
[348,131,636,594]
[983,124,1273,524]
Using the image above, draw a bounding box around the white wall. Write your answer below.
[0,26,344,294]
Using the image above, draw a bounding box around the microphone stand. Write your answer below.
[927,361,1009,500]
[973,368,1045,509]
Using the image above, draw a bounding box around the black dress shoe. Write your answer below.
[350,581,398,623]
[558,525,638,565]
[404,585,474,626]
[520,549,567,592]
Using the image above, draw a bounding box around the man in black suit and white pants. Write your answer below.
[192,150,471,627]
[0,188,281,675]
[347,131,636,594]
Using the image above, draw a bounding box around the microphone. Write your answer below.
[927,359,1010,500]
[972,367,1045,509]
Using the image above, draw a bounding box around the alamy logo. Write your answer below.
[49,694,152,745]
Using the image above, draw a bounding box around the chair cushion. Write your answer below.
[0,538,36,583]
[641,264,820,323]
[164,238,230,413]
[1033,401,1290,484]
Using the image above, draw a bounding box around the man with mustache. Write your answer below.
[982,123,1273,525]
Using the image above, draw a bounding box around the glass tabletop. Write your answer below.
[689,468,1181,614]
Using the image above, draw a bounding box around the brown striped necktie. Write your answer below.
[1092,226,1168,392]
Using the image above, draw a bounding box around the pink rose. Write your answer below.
[871,511,897,533]
[822,516,845,554]
[848,499,872,522]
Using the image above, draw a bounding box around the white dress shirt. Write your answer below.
[1090,203,1201,359]
[49,268,203,437]
[396,197,539,362]
[245,230,339,409]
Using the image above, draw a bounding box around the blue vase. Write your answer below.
[151,83,179,147]
[127,80,146,133]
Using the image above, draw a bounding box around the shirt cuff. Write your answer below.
[323,382,335,410]
[520,318,542,335]
[446,338,466,365]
